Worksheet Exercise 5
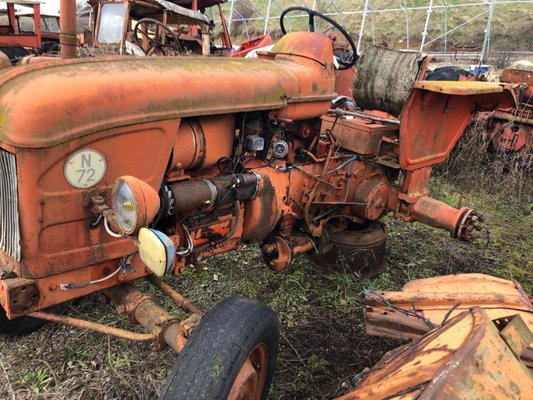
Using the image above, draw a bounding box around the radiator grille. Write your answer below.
[0,149,20,261]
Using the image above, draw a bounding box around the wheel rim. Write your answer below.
[228,343,269,400]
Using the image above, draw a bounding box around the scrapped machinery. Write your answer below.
[480,67,532,153]
[0,0,60,63]
[352,274,533,399]
[89,0,272,57]
[428,64,532,153]
[342,307,533,399]
[0,7,522,399]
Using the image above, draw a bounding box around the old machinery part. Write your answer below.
[261,236,292,272]
[364,273,533,368]
[410,196,483,242]
[29,310,158,342]
[244,135,265,152]
[26,278,204,352]
[146,275,203,316]
[261,235,315,272]
[279,7,358,70]
[308,222,387,278]
[272,139,289,159]
[133,18,182,56]
[171,115,236,173]
[488,120,532,153]
[104,282,193,352]
[338,308,533,399]
[169,173,259,216]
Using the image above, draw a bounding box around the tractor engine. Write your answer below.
[147,108,482,276]
[0,31,515,319]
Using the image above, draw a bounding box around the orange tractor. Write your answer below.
[0,7,518,399]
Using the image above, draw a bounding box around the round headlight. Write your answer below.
[111,176,160,235]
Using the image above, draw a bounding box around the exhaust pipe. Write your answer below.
[60,0,77,58]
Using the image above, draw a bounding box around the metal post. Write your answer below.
[480,0,495,63]
[358,0,370,51]
[371,8,375,45]
[228,0,235,35]
[264,0,272,34]
[442,0,448,52]
[400,0,409,50]
[420,0,434,51]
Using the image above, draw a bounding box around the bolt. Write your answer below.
[49,284,57,291]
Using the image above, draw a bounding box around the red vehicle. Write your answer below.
[0,0,42,62]
[89,0,272,57]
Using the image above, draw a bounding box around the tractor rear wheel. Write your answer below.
[159,297,279,400]
[426,66,470,81]
[309,221,388,278]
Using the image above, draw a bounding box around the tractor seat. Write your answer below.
[352,46,426,117]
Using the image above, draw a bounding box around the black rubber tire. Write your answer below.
[426,66,470,81]
[159,297,279,400]
[0,303,65,336]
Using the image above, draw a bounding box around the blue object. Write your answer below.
[469,65,489,75]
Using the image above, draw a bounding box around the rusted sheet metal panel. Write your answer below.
[413,80,507,95]
[498,315,533,357]
[399,83,515,170]
[339,308,533,400]
[0,33,334,149]
[500,68,533,86]
[364,273,533,369]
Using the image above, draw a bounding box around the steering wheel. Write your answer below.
[133,18,182,56]
[279,7,358,70]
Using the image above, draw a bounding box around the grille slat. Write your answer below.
[0,149,20,261]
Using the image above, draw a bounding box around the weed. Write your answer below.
[22,366,53,395]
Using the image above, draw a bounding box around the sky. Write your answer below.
[36,0,90,15]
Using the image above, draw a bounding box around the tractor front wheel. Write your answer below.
[0,304,64,335]
[159,297,279,400]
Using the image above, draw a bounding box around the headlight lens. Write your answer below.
[112,179,138,234]
[111,176,161,235]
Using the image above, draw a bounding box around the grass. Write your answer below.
[1,157,531,398]
[217,0,533,53]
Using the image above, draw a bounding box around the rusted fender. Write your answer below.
[364,273,533,369]
[339,308,533,400]
[399,81,516,170]
[0,32,335,149]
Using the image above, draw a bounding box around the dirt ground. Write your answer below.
[1,164,531,399]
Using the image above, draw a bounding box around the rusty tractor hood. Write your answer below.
[0,32,335,149]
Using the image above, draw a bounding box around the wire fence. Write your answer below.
[219,0,533,61]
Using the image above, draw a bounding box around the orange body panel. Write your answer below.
[400,81,515,170]
[365,273,533,368]
[339,308,533,399]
